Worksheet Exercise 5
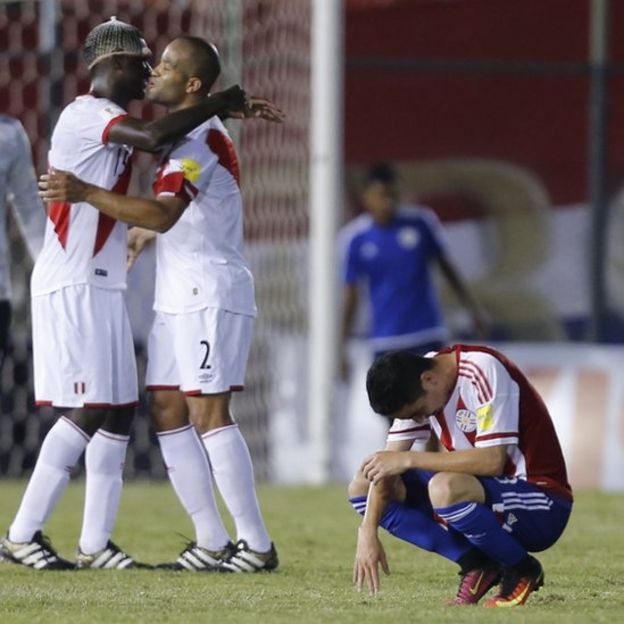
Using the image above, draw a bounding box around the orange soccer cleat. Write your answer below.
[484,554,544,608]
[450,565,501,605]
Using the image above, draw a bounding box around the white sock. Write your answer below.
[78,430,129,554]
[201,424,271,552]
[9,417,89,542]
[158,424,230,551]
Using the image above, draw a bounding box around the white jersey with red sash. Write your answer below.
[31,95,132,295]
[151,116,256,317]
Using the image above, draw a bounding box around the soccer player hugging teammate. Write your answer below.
[38,35,284,572]
[350,345,572,607]
[0,18,256,570]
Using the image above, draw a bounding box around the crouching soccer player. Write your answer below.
[350,345,572,607]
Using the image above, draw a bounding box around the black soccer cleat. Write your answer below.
[219,539,279,573]
[0,531,75,570]
[156,541,236,571]
[76,540,152,569]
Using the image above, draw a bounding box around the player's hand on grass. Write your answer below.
[38,168,91,203]
[127,226,157,270]
[353,525,390,595]
[361,451,410,484]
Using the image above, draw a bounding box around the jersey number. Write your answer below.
[200,340,211,369]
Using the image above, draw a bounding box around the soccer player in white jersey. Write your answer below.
[0,18,258,571]
[38,35,281,572]
[349,345,572,607]
[0,116,45,369]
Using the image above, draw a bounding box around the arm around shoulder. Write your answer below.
[107,87,245,152]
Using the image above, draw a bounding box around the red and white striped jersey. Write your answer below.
[151,116,256,316]
[387,344,572,500]
[31,95,132,296]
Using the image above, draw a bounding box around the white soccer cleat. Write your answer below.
[219,539,279,573]
[76,540,151,569]
[157,541,236,571]
[0,531,75,570]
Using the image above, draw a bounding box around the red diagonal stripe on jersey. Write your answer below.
[433,411,453,450]
[459,362,492,401]
[206,129,240,186]
[48,201,71,249]
[461,361,493,400]
[93,158,133,256]
[458,370,486,403]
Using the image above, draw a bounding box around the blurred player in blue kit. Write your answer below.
[339,164,488,379]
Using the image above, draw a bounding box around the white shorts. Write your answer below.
[145,308,253,395]
[32,285,138,408]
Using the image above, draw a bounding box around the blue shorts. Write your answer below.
[401,470,572,553]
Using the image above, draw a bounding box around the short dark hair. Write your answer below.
[363,163,397,187]
[366,351,435,416]
[175,35,221,92]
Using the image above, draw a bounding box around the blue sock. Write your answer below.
[435,501,526,567]
[349,495,472,563]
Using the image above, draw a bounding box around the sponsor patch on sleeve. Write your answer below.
[180,158,201,183]
[476,404,494,431]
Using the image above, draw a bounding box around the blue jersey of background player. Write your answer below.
[339,163,487,378]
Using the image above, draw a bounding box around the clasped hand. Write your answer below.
[360,451,409,485]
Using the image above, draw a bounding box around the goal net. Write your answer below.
[0,0,311,479]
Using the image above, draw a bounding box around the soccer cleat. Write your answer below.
[0,531,75,570]
[156,541,236,571]
[449,566,501,605]
[76,540,151,570]
[483,554,544,608]
[219,539,278,573]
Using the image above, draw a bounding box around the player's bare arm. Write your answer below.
[353,439,411,595]
[354,479,393,596]
[361,444,508,485]
[39,170,185,232]
[107,85,247,152]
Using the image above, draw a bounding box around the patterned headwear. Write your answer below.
[83,16,151,70]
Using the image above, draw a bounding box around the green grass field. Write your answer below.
[0,481,623,623]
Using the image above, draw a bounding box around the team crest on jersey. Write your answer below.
[180,158,201,183]
[397,226,420,249]
[361,241,378,259]
[455,408,477,432]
